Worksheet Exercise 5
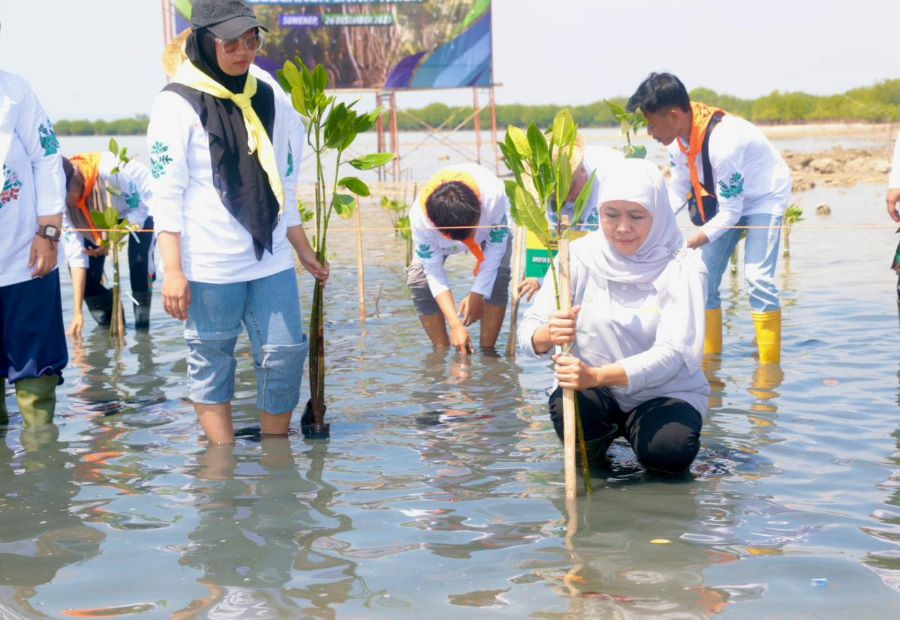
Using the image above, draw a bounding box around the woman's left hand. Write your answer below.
[553,353,599,391]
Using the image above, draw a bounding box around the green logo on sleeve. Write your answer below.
[150,141,173,179]
[718,172,744,199]
[39,122,60,156]
[416,243,434,260]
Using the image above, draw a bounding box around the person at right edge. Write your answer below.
[627,73,791,366]
[886,129,900,322]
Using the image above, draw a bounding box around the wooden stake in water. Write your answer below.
[355,199,366,323]
[557,218,577,500]
[505,224,525,357]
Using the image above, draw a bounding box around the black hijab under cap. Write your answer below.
[165,28,278,260]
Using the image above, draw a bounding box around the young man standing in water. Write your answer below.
[627,72,792,365]
[407,163,511,355]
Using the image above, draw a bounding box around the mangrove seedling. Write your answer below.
[498,109,596,495]
[380,195,412,266]
[605,100,648,159]
[278,58,393,438]
[783,204,803,257]
[89,139,140,345]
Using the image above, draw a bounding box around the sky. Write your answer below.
[0,0,897,121]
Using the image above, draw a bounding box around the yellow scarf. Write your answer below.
[174,61,284,214]
[420,170,485,275]
[69,152,103,244]
[677,101,725,220]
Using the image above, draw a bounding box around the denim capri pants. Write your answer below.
[184,268,308,414]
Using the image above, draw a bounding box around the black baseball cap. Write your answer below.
[191,0,268,40]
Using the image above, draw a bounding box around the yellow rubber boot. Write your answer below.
[15,375,59,428]
[0,377,8,426]
[704,308,723,355]
[752,310,782,365]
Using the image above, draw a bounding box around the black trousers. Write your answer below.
[548,386,702,474]
[84,216,154,297]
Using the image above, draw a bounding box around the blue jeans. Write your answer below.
[701,212,783,313]
[184,269,308,414]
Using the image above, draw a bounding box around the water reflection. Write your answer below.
[0,427,104,616]
[175,440,361,618]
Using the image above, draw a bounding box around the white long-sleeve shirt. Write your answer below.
[890,132,900,189]
[410,162,510,298]
[62,153,154,270]
[667,113,792,243]
[0,71,66,287]
[146,79,302,284]
[518,236,710,414]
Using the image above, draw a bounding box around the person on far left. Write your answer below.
[0,37,69,428]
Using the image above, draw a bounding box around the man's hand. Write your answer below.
[459,292,484,327]
[449,323,474,355]
[553,353,599,391]
[517,278,541,303]
[85,245,109,258]
[887,188,900,223]
[162,270,191,321]
[686,232,709,249]
[299,251,329,284]
[29,235,58,278]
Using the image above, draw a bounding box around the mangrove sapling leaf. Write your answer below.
[526,123,550,169]
[332,193,356,219]
[555,150,573,215]
[507,125,531,159]
[350,153,395,170]
[570,171,597,231]
[339,177,371,197]
[551,110,576,154]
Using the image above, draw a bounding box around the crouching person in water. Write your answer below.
[518,159,710,474]
[407,163,512,354]
[61,153,155,335]
[148,0,327,443]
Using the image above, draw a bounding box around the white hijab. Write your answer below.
[582,157,683,284]
[574,158,707,373]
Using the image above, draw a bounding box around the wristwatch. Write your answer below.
[37,223,62,244]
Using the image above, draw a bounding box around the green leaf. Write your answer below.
[349,153,394,170]
[556,150,572,209]
[551,109,576,152]
[109,138,119,156]
[526,122,549,167]
[626,145,647,159]
[570,170,597,236]
[276,69,291,93]
[313,64,329,93]
[506,125,531,159]
[332,193,356,219]
[338,176,370,197]
[511,185,550,247]
[605,99,627,121]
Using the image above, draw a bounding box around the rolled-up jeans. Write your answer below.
[184,268,308,414]
[701,212,783,313]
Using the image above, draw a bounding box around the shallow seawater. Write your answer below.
[2,177,900,616]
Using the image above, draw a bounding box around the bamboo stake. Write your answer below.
[505,225,525,357]
[558,217,577,500]
[355,200,366,323]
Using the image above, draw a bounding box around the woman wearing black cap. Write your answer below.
[147,0,327,444]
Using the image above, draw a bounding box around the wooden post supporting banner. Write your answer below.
[558,216,577,500]
[389,92,400,182]
[505,225,525,358]
[355,200,366,323]
[376,92,385,183]
[472,88,482,165]
[489,86,500,176]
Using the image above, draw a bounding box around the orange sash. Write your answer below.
[420,170,485,276]
[69,152,103,244]
[677,102,725,222]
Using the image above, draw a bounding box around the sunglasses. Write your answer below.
[216,30,264,54]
